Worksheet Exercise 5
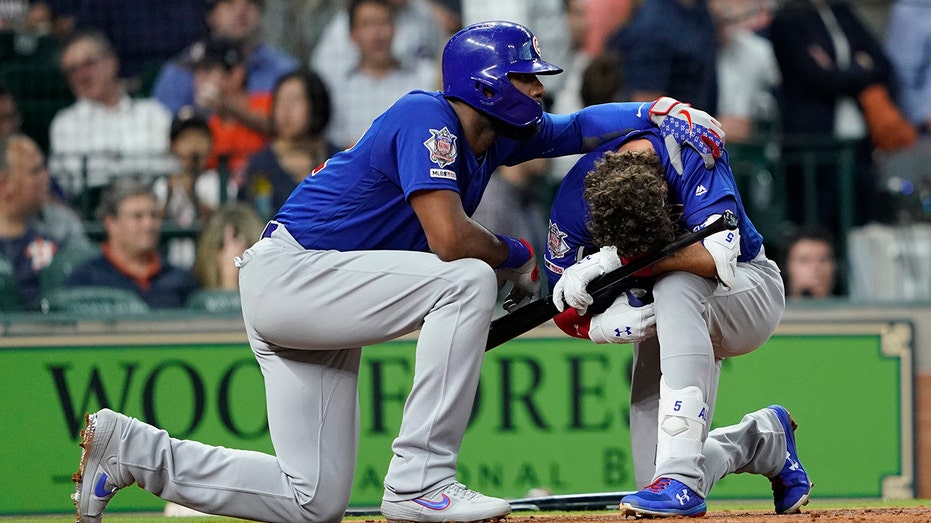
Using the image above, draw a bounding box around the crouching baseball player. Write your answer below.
[70,22,728,523]
[543,106,813,517]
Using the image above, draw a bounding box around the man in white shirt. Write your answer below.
[323,0,437,148]
[48,30,173,207]
[311,0,443,81]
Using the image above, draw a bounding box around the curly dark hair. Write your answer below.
[584,149,676,257]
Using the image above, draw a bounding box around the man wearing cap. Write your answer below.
[152,0,298,172]
[179,37,272,179]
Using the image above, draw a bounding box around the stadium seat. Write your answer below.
[39,243,101,297]
[184,289,242,313]
[40,286,150,315]
[0,267,22,312]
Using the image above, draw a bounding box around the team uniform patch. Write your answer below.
[430,169,456,180]
[547,220,570,259]
[424,127,458,168]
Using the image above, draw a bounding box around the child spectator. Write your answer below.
[155,107,238,268]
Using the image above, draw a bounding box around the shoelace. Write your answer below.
[447,482,479,500]
[646,478,672,492]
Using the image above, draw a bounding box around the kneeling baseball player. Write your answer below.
[542,100,813,517]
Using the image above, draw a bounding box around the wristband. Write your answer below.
[496,235,533,269]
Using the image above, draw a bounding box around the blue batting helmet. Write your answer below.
[442,21,562,128]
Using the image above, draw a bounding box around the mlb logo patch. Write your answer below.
[424,127,459,168]
[430,169,456,180]
[547,220,570,259]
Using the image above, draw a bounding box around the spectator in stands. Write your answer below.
[323,0,437,149]
[0,133,92,310]
[193,202,264,290]
[184,36,273,183]
[0,86,22,140]
[582,0,633,57]
[48,30,173,211]
[879,0,931,221]
[769,0,905,230]
[311,0,443,80]
[155,107,238,269]
[549,0,598,182]
[258,0,341,66]
[0,0,28,29]
[241,69,338,221]
[152,0,298,116]
[884,0,931,135]
[60,0,206,93]
[606,0,718,113]
[65,177,199,308]
[710,0,780,143]
[430,0,462,38]
[783,227,839,299]
[461,0,572,98]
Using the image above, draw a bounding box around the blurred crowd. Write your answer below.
[0,0,928,312]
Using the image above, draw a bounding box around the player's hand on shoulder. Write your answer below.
[649,97,725,175]
[552,246,622,315]
[588,290,657,344]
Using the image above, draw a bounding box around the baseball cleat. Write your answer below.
[768,405,813,514]
[619,477,706,518]
[72,409,128,523]
[380,481,511,523]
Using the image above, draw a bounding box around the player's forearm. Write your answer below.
[573,101,656,152]
[652,242,717,278]
[427,219,508,266]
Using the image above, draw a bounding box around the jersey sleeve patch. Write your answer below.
[423,126,459,168]
[547,220,571,259]
[429,168,456,180]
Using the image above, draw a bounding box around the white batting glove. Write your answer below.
[588,291,657,344]
[499,255,541,312]
[552,246,622,315]
[649,97,725,175]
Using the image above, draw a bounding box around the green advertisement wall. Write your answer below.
[0,322,913,515]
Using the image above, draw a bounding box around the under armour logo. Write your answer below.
[676,489,691,505]
[788,458,800,471]
[615,327,632,337]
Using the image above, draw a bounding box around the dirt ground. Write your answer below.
[495,508,931,522]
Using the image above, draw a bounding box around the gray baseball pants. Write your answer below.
[103,223,499,522]
[629,252,786,496]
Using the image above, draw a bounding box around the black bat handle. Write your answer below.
[586,209,738,294]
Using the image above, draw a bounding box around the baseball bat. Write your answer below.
[485,210,739,351]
